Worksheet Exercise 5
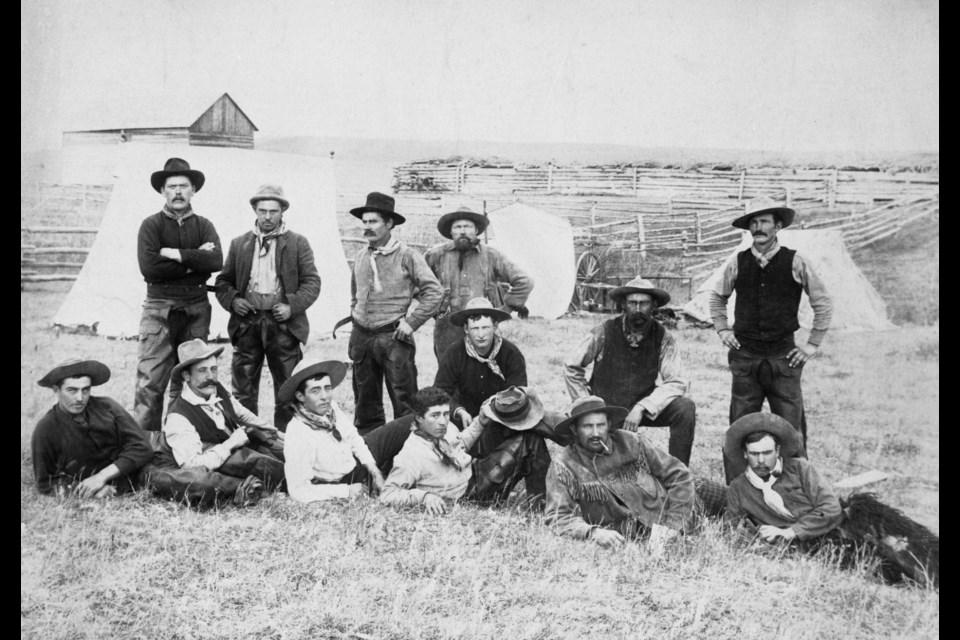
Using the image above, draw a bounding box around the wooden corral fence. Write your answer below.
[21,226,96,284]
[394,163,939,207]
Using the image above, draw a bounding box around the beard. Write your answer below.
[625,310,652,331]
[453,236,478,251]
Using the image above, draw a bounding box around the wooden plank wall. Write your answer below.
[191,94,256,136]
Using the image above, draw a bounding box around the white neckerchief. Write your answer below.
[750,240,781,269]
[744,457,796,520]
[368,237,400,292]
[463,333,505,380]
[181,384,230,434]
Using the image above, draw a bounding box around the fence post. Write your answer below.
[695,211,702,245]
[738,170,746,200]
[633,165,638,197]
[828,169,838,209]
[785,187,792,208]
[547,163,553,193]
[636,214,646,260]
[590,202,597,226]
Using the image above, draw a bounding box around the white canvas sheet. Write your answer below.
[486,202,576,320]
[683,229,896,332]
[53,142,351,340]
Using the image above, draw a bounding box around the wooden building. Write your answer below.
[62,92,258,150]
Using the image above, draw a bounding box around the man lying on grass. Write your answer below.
[724,412,939,587]
[544,396,726,551]
[31,358,258,508]
[280,359,411,503]
[380,386,559,513]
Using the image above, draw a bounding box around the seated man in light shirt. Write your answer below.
[280,359,411,503]
[161,339,286,502]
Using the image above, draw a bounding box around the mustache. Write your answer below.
[363,230,375,236]
[199,380,217,387]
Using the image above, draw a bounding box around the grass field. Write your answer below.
[21,280,938,640]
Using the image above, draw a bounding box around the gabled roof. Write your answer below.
[64,92,258,133]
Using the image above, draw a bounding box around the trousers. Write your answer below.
[636,396,696,466]
[134,298,212,431]
[231,311,302,430]
[432,314,465,362]
[349,324,419,435]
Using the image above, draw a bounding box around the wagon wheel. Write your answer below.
[569,250,606,312]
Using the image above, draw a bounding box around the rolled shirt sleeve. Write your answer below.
[563,325,604,400]
[792,253,833,346]
[709,256,739,332]
[403,250,443,330]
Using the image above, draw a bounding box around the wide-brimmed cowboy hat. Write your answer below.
[349,192,407,225]
[170,339,225,381]
[555,395,629,438]
[37,358,111,388]
[277,359,348,404]
[249,184,290,211]
[608,276,671,307]
[731,196,796,230]
[449,296,512,327]
[480,386,545,431]
[150,157,206,193]
[723,412,804,478]
[437,206,489,239]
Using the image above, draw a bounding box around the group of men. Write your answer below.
[29,157,936,587]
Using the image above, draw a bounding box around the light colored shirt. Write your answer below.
[162,385,274,471]
[563,319,688,420]
[248,237,281,296]
[423,241,533,314]
[379,418,484,507]
[351,240,443,331]
[708,241,833,346]
[283,403,377,503]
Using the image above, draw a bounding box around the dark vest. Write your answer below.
[166,383,241,445]
[733,247,802,342]
[590,317,665,408]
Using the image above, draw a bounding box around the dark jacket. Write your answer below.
[215,230,321,344]
[137,211,223,299]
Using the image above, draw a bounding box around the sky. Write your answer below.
[21,0,939,154]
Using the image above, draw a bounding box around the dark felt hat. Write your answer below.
[723,412,804,478]
[731,196,796,230]
[608,276,671,307]
[449,297,512,327]
[37,358,111,388]
[555,395,629,438]
[349,192,407,225]
[150,157,206,193]
[480,386,545,431]
[437,206,489,239]
[278,359,348,405]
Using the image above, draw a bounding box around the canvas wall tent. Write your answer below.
[683,229,896,332]
[485,202,576,320]
[53,142,351,341]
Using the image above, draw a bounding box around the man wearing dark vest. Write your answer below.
[215,184,321,431]
[708,197,832,482]
[564,277,695,465]
[161,339,286,500]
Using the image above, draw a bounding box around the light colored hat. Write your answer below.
[449,297,512,327]
[608,276,671,307]
[37,358,111,388]
[723,412,804,478]
[250,184,290,211]
[480,386,545,431]
[171,339,225,381]
[731,196,796,230]
[437,206,489,239]
[555,395,629,438]
[277,360,348,404]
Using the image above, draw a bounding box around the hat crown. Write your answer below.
[162,157,193,172]
[253,184,285,200]
[363,191,395,212]
[569,395,609,416]
[176,338,217,364]
[745,196,782,217]
[490,386,530,418]
[463,297,496,312]
[620,276,658,291]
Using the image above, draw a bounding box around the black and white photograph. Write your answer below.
[21,1,938,638]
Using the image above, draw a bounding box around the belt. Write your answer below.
[355,319,401,334]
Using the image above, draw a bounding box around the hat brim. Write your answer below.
[250,196,290,211]
[731,207,795,230]
[723,413,804,478]
[480,387,545,431]
[555,405,629,439]
[449,306,511,327]
[150,169,206,193]
[437,211,489,239]
[349,207,407,226]
[609,286,671,307]
[37,360,111,388]
[170,345,225,382]
[278,360,348,405]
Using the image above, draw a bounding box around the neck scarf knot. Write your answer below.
[745,457,796,520]
[293,404,342,441]
[253,221,287,257]
[463,333,504,379]
[413,428,466,471]
[162,204,194,225]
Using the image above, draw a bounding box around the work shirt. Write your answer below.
[379,418,484,506]
[724,456,844,541]
[708,241,833,346]
[545,430,695,539]
[351,241,442,330]
[434,337,527,418]
[31,397,153,495]
[162,385,275,471]
[563,317,688,420]
[423,242,533,315]
[283,403,377,503]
